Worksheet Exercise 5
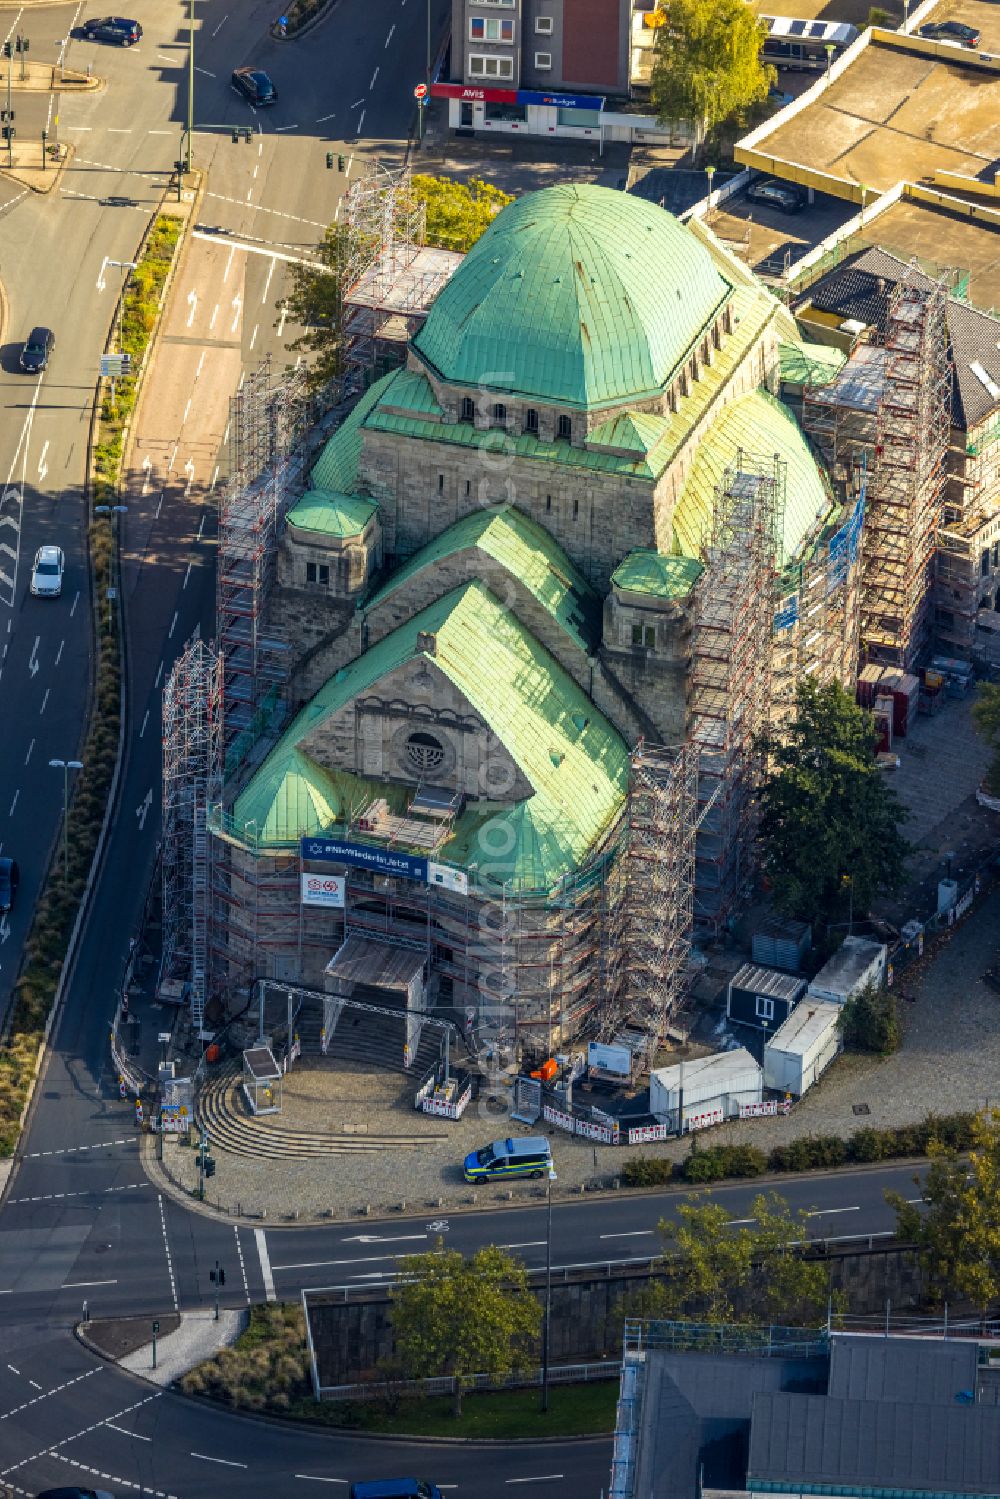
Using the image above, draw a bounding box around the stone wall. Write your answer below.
[306,1242,926,1389]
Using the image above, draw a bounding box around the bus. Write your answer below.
[760,14,860,70]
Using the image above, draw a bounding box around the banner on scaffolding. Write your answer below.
[300,873,346,907]
[301,836,428,882]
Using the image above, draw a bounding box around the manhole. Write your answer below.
[852,1103,871,1116]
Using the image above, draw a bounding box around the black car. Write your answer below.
[746,177,805,213]
[20,326,55,373]
[232,66,277,106]
[0,857,19,914]
[918,20,980,46]
[37,1490,114,1499]
[82,16,143,45]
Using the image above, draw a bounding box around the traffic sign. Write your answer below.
[414,82,427,99]
[100,353,132,378]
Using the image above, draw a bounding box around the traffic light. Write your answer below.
[338,154,345,171]
[2,42,10,57]
[204,1154,216,1179]
[15,37,27,53]
[231,128,239,144]
[326,151,333,169]
[210,1265,226,1286]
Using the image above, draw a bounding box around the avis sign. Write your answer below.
[300,873,346,908]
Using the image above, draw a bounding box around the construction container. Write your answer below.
[752,916,811,973]
[873,692,893,752]
[650,1047,762,1131]
[807,936,887,1006]
[885,670,920,738]
[763,998,842,1098]
[857,662,884,710]
[727,962,806,1033]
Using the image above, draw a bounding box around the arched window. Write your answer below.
[557,413,572,441]
[525,408,539,435]
[460,396,475,422]
[406,731,446,774]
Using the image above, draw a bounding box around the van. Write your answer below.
[463,1135,553,1183]
[349,1483,442,1499]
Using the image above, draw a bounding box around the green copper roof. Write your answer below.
[673,390,832,565]
[287,488,377,539]
[380,368,444,419]
[412,184,731,410]
[612,551,704,599]
[364,505,600,654]
[233,581,628,891]
[310,372,395,492]
[588,411,669,456]
[778,339,846,388]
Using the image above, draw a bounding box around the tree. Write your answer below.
[389,1242,541,1416]
[276,222,353,392]
[886,1109,1000,1316]
[627,1193,834,1326]
[648,0,774,156]
[838,982,900,1055]
[758,679,909,932]
[411,174,514,253]
[971,681,1000,796]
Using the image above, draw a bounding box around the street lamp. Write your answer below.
[49,758,84,883]
[541,1175,553,1412]
[705,163,716,222]
[94,504,128,630]
[824,41,835,73]
[183,0,194,172]
[107,259,137,352]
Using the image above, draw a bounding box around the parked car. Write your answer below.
[81,16,142,44]
[746,178,806,213]
[918,20,980,46]
[231,66,277,106]
[349,1483,442,1499]
[30,544,65,597]
[463,1135,554,1183]
[0,857,18,914]
[20,326,55,373]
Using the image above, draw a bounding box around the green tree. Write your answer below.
[389,1243,541,1416]
[276,222,354,392]
[838,983,900,1055]
[411,174,514,252]
[971,681,1000,796]
[758,679,909,931]
[648,0,774,156]
[627,1193,834,1326]
[886,1109,1000,1315]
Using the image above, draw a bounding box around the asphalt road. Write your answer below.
[0,1,927,1495]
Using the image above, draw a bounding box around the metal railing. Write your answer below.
[315,1359,618,1402]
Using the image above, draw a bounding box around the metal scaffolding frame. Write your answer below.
[217,356,309,767]
[689,459,784,936]
[159,634,223,1032]
[862,269,951,670]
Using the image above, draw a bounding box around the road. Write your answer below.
[0,1,922,1496]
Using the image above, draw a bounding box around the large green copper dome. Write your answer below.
[412,183,731,411]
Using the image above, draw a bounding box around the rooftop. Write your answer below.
[827,1334,980,1407]
[286,488,378,539]
[611,550,704,600]
[412,184,732,410]
[765,997,840,1055]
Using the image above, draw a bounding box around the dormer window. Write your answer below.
[461,396,475,423]
[557,414,572,441]
[525,407,539,435]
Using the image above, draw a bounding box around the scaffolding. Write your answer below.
[218,356,309,766]
[689,459,783,936]
[861,269,951,670]
[159,634,223,1032]
[936,410,1000,656]
[339,162,462,388]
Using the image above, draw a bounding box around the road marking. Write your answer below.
[316,112,336,122]
[505,1478,564,1486]
[28,635,39,677]
[38,440,49,484]
[24,739,34,765]
[158,1194,178,1311]
[27,1380,42,1390]
[231,290,242,332]
[8,1184,149,1204]
[2,1391,166,1490]
[23,1137,131,1158]
[186,288,198,328]
[168,610,178,639]
[209,302,219,330]
[261,255,276,304]
[191,1454,247,1468]
[55,638,64,665]
[156,52,175,65]
[194,66,216,78]
[208,466,220,494]
[499,1240,546,1250]
[5,1365,18,1375]
[139,708,149,737]
[155,661,164,688]
[155,491,164,520]
[106,1422,152,1441]
[295,1479,348,1486]
[148,129,172,135]
[40,689,49,714]
[727,1218,756,1226]
[803,1206,860,1217]
[201,193,328,229]
[357,109,365,133]
[70,590,80,617]
[350,96,364,108]
[61,1280,118,1289]
[8,790,18,817]
[249,324,258,350]
[182,562,192,590]
[342,1234,429,1245]
[108,127,131,133]
[234,1225,251,1304]
[256,1228,276,1302]
[0,382,44,608]
[96,254,109,292]
[274,123,298,131]
[196,349,205,377]
[599,1230,655,1239]
[0,1367,101,1423]
[136,788,153,830]
[369,66,379,89]
[385,23,395,45]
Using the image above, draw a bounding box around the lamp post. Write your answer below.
[184,0,194,171]
[824,41,835,73]
[49,758,84,883]
[705,163,716,222]
[94,504,128,630]
[107,259,137,352]
[541,1175,553,1412]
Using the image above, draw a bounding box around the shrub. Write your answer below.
[622,1156,674,1187]
[682,1144,767,1182]
[849,1127,889,1163]
[839,984,900,1055]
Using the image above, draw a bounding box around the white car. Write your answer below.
[30,544,65,597]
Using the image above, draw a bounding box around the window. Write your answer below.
[983,548,991,577]
[755,995,775,1021]
[631,625,655,648]
[525,407,539,435]
[492,402,507,426]
[572,497,579,517]
[469,53,514,78]
[485,100,526,122]
[306,562,330,586]
[535,14,553,32]
[461,396,475,422]
[465,479,471,496]
[545,494,552,512]
[469,15,514,40]
[438,473,444,492]
[534,50,552,68]
[405,731,446,774]
[557,413,572,441]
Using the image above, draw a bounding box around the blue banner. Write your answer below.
[518,89,605,110]
[300,836,428,882]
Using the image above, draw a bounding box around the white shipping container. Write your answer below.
[650,1047,762,1124]
[807,935,886,1006]
[763,999,842,1097]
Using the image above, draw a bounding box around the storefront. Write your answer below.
[431,81,606,142]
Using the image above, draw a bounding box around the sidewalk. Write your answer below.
[83,1310,246,1387]
[414,101,631,196]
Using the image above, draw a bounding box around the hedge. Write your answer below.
[620,1111,977,1192]
[0,213,183,1156]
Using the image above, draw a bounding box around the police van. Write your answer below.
[463,1136,554,1183]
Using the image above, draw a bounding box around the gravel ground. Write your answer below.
[146,883,1000,1224]
[118,1310,247,1387]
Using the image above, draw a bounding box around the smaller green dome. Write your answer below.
[413,184,730,411]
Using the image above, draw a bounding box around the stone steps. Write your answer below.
[194,1066,449,1160]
